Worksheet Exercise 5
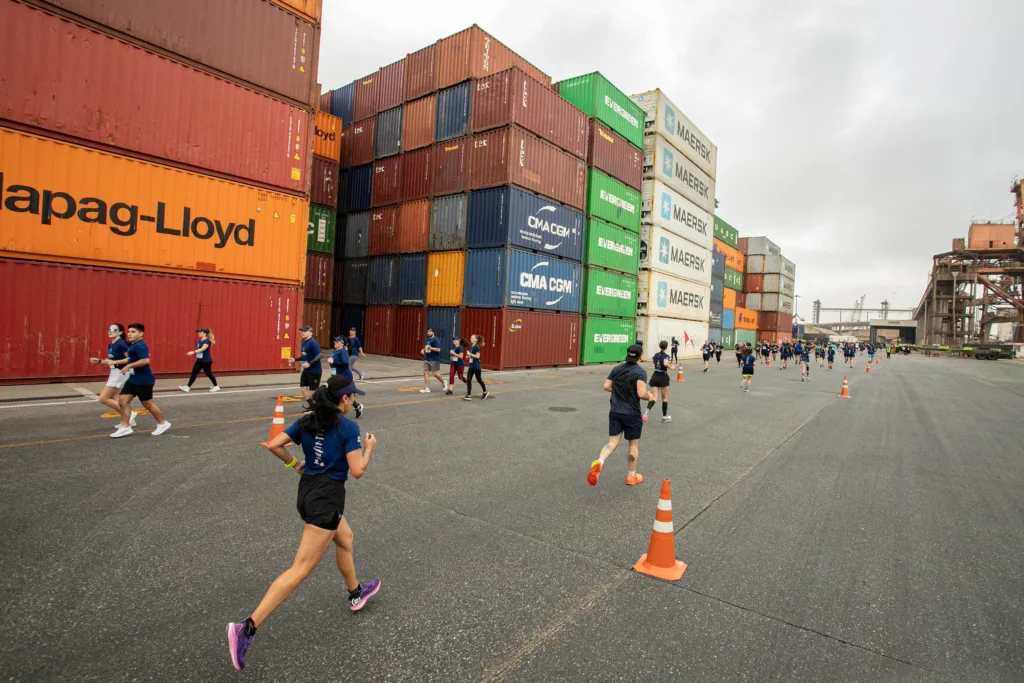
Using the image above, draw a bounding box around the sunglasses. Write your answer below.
[108,327,120,333]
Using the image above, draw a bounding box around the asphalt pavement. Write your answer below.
[1,354,1021,682]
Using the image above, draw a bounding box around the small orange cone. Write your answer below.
[262,395,286,445]
[875,358,879,365]
[865,362,871,374]
[676,365,685,382]
[839,376,851,398]
[633,479,687,581]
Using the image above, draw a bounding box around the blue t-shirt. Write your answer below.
[742,353,756,371]
[653,351,669,373]
[126,339,155,385]
[801,348,811,362]
[827,348,835,359]
[424,336,441,362]
[301,338,322,374]
[348,336,362,356]
[468,344,481,370]
[330,348,352,379]
[107,339,129,364]
[794,342,804,356]
[702,343,712,357]
[284,415,360,481]
[195,339,212,363]
[452,345,464,368]
[868,346,875,356]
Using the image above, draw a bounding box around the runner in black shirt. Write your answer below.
[587,344,650,488]
[643,340,672,424]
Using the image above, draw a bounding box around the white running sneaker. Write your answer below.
[419,388,431,393]
[178,385,190,392]
[442,380,449,392]
[110,426,133,438]
[210,386,221,392]
[662,415,672,423]
[358,371,365,380]
[129,412,137,427]
[152,422,171,436]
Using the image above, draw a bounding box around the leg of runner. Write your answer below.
[141,399,170,434]
[626,439,642,484]
[247,524,334,629]
[644,386,656,423]
[184,361,202,389]
[117,393,134,431]
[97,386,120,413]
[332,517,378,611]
[661,384,671,423]
[431,369,447,391]
[588,432,621,486]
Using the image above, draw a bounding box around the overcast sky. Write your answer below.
[319,0,1024,319]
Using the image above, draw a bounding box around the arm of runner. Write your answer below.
[603,379,613,393]
[346,434,375,479]
[121,357,150,375]
[636,380,650,401]
[264,431,304,474]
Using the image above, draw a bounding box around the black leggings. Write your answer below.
[187,361,217,387]
[465,367,486,394]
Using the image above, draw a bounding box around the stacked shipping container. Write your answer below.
[0,0,324,381]
[737,236,797,343]
[713,216,741,348]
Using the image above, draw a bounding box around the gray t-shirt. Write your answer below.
[607,362,648,416]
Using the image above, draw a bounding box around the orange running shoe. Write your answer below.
[587,460,603,486]
[626,473,644,486]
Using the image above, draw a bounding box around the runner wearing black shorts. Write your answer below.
[643,340,672,424]
[293,326,323,401]
[587,344,650,487]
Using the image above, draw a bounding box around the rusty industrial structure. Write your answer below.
[913,180,1024,346]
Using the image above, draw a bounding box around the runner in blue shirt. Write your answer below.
[327,336,363,418]
[702,341,713,372]
[228,375,379,671]
[827,344,836,370]
[347,328,366,380]
[111,323,171,438]
[643,340,672,424]
[420,328,448,394]
[741,346,756,392]
[588,344,650,487]
[446,335,467,395]
[463,334,488,400]
[800,343,812,382]
[89,322,132,422]
[180,328,219,393]
[868,343,876,366]
[292,326,323,401]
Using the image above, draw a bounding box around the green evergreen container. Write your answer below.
[583,218,640,275]
[582,267,638,318]
[735,329,756,346]
[307,205,337,255]
[721,328,735,348]
[724,267,743,290]
[556,73,645,148]
[580,316,636,365]
[714,216,739,249]
[586,169,641,233]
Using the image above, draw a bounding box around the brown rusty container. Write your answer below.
[310,156,339,207]
[341,118,375,168]
[471,67,588,160]
[304,252,334,301]
[369,206,400,255]
[394,307,428,359]
[460,309,580,370]
[431,137,470,196]
[371,156,402,208]
[364,305,398,355]
[404,43,438,102]
[435,25,551,91]
[41,0,320,107]
[397,200,431,253]
[401,147,433,201]
[269,0,321,23]
[352,73,378,123]
[302,300,332,348]
[376,58,406,113]
[468,126,586,211]
[2,0,312,195]
[402,94,437,151]
[588,120,642,191]
[968,223,1015,249]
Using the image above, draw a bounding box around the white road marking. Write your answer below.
[68,385,99,400]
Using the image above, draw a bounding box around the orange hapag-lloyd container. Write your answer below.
[314,111,342,162]
[713,238,745,274]
[269,0,321,23]
[0,127,307,285]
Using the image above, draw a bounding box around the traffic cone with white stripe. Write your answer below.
[676,364,685,382]
[865,362,871,374]
[633,479,687,581]
[839,376,851,398]
[262,395,286,446]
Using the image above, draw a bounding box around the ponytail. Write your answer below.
[113,323,126,342]
[476,335,486,346]
[207,331,215,344]
[298,385,340,434]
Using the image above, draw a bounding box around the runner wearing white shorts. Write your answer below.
[89,323,136,427]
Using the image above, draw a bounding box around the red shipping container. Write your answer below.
[431,137,470,196]
[364,305,397,355]
[403,94,437,151]
[304,252,334,301]
[310,156,339,208]
[758,330,784,344]
[333,256,346,301]
[468,126,587,211]
[319,91,331,111]
[42,0,320,108]
[460,309,580,370]
[1,0,310,195]
[302,300,331,348]
[435,25,552,91]
[404,44,438,102]
[376,58,406,113]
[759,312,794,333]
[341,118,375,168]
[588,120,643,191]
[397,200,431,253]
[402,147,433,201]
[352,73,378,123]
[394,307,428,359]
[737,237,748,254]
[371,156,402,207]
[369,206,400,255]
[735,291,746,309]
[744,274,764,294]
[472,67,588,160]
[0,259,299,382]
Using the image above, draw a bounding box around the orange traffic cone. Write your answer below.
[865,362,871,374]
[262,395,286,446]
[676,364,685,382]
[839,376,851,398]
[875,358,879,365]
[633,479,687,581]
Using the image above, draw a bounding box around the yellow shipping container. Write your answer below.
[723,287,736,310]
[713,238,745,273]
[269,0,322,23]
[314,111,342,162]
[427,251,465,306]
[0,127,307,285]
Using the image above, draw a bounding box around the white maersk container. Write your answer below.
[636,316,710,361]
[744,236,781,257]
[640,179,713,250]
[745,254,797,278]
[762,274,795,295]
[639,224,713,287]
[631,89,718,180]
[642,133,716,215]
[758,293,794,313]
[638,270,711,322]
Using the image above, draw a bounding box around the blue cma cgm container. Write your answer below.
[722,309,735,329]
[347,164,372,212]
[368,256,398,305]
[426,307,462,363]
[329,84,355,126]
[435,82,472,142]
[397,253,427,305]
[466,187,585,263]
[463,248,582,313]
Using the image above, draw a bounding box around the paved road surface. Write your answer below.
[1,355,1021,682]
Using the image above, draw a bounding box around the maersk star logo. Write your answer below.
[664,105,675,135]
[658,237,670,265]
[662,147,674,178]
[656,282,668,308]
[660,192,672,221]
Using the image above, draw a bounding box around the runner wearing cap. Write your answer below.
[111,323,171,438]
[446,336,467,396]
[292,327,323,402]
[347,328,366,381]
[227,375,380,671]
[420,328,448,394]
[587,344,650,487]
[327,336,363,418]
[179,328,219,393]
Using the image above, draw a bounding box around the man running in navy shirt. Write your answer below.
[420,328,448,394]
[347,328,366,380]
[292,326,323,401]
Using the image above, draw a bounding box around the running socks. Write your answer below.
[662,402,668,417]
[243,618,257,637]
[348,587,361,601]
[647,400,656,411]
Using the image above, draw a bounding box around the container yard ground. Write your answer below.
[1,355,1022,681]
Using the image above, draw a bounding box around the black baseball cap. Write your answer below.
[625,344,643,362]
[328,375,365,397]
